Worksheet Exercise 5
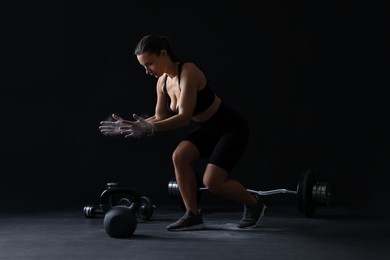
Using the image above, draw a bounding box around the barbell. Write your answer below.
[168,169,331,218]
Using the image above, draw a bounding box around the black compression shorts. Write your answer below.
[183,102,250,172]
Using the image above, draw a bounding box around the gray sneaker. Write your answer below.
[166,210,204,231]
[238,202,267,229]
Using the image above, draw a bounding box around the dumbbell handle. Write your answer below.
[198,187,297,196]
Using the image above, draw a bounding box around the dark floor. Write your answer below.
[1,205,389,260]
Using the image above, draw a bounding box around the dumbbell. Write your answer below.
[115,195,155,221]
[168,169,331,218]
[83,182,155,221]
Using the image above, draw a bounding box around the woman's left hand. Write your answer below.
[120,114,154,138]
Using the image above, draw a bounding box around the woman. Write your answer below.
[99,35,266,231]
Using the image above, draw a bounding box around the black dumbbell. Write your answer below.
[116,195,155,221]
[83,183,155,221]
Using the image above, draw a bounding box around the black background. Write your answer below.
[1,0,389,215]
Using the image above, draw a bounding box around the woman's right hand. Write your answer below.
[99,114,132,137]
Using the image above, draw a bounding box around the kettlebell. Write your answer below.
[103,205,137,238]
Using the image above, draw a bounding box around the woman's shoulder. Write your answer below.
[180,62,206,84]
[181,62,203,74]
[181,61,196,68]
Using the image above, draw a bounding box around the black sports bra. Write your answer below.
[163,62,215,116]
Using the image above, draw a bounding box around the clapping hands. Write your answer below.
[99,114,154,138]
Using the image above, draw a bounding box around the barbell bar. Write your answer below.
[168,169,331,218]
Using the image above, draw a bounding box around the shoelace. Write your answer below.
[242,205,256,220]
[181,211,193,220]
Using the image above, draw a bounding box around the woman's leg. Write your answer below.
[204,164,266,229]
[172,140,201,214]
[166,140,205,231]
[203,164,258,206]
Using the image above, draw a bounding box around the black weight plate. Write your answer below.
[169,178,202,211]
[83,205,96,218]
[137,196,154,221]
[297,178,303,212]
[168,178,180,198]
[302,170,316,218]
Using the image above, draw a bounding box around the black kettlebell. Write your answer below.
[103,205,137,238]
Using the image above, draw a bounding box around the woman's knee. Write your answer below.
[172,141,199,167]
[203,165,228,192]
[203,177,224,193]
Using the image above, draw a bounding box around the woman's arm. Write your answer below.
[146,76,171,122]
[149,63,202,132]
[102,64,204,138]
